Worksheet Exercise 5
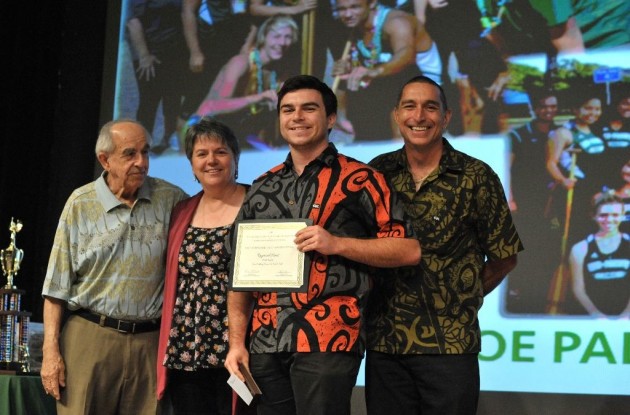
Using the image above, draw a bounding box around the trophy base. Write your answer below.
[0,361,27,374]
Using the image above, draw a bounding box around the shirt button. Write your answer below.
[288,200,295,205]
[276,307,282,311]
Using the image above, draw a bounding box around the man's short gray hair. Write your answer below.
[94,119,152,156]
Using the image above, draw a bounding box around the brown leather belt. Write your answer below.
[74,309,160,334]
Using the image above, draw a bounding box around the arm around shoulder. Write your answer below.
[295,225,421,268]
[336,236,421,268]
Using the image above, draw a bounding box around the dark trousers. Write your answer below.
[366,351,480,415]
[249,352,362,415]
[167,368,232,415]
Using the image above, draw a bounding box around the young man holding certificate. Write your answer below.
[225,74,421,415]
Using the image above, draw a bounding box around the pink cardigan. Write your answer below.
[156,192,202,400]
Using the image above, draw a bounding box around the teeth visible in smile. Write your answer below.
[411,126,428,131]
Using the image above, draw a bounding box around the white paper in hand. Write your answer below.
[228,373,254,405]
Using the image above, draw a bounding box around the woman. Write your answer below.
[601,86,630,188]
[546,86,604,243]
[157,117,248,414]
[194,15,298,149]
[569,192,630,318]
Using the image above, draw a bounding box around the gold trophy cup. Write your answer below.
[1,218,24,289]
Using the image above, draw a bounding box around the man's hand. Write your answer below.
[295,225,340,255]
[225,345,250,382]
[332,57,352,78]
[40,349,66,400]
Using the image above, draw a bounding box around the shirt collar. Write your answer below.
[282,142,339,172]
[96,171,152,212]
[388,138,465,176]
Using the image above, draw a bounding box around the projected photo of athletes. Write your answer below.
[111,0,630,398]
[504,53,630,317]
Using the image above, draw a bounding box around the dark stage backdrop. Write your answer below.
[1,1,629,414]
[1,1,109,320]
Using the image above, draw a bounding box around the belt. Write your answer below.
[74,309,160,334]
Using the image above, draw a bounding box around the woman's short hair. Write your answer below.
[184,116,241,163]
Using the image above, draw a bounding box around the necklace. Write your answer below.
[355,5,389,68]
[412,171,431,183]
[413,176,428,187]
[249,49,277,114]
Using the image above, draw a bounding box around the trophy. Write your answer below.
[1,218,24,289]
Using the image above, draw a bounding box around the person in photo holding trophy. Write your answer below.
[156,117,249,414]
[225,74,421,415]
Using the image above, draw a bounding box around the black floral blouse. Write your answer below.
[164,225,230,370]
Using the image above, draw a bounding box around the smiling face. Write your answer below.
[98,121,149,200]
[394,81,451,150]
[335,0,373,29]
[574,98,602,126]
[617,97,630,119]
[594,202,624,234]
[260,25,295,62]
[533,96,558,122]
[279,88,336,152]
[191,135,237,190]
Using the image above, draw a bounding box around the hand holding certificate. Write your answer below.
[229,219,312,292]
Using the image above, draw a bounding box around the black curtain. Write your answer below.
[0,0,108,321]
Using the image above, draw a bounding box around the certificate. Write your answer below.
[230,219,312,292]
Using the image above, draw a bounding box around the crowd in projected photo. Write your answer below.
[115,0,630,318]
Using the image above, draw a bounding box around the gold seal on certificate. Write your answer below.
[230,219,312,292]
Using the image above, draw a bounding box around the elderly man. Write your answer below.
[40,119,187,414]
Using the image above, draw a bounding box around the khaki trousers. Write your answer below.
[56,314,159,415]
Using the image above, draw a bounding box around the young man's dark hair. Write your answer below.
[277,74,338,117]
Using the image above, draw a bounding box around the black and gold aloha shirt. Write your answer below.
[367,139,523,354]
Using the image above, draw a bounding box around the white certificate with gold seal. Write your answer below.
[229,219,312,292]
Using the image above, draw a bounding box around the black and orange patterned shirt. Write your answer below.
[367,139,523,354]
[238,143,412,354]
